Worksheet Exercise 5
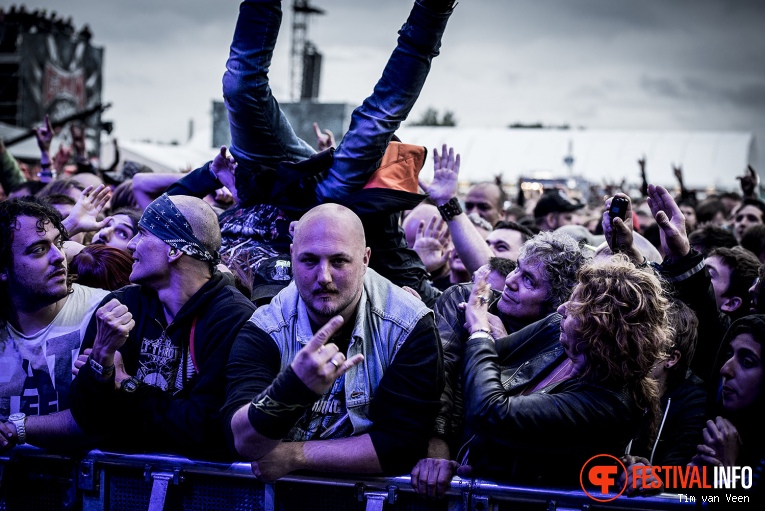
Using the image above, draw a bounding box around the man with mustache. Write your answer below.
[0,197,108,451]
[223,204,443,482]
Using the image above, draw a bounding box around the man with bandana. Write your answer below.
[68,194,256,460]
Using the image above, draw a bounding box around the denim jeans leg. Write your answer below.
[223,0,316,173]
[316,1,453,203]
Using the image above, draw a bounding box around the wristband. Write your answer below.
[437,197,463,221]
[89,356,115,379]
[247,366,320,440]
[37,163,55,179]
[468,330,493,342]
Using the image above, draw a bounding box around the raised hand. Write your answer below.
[638,156,646,173]
[419,144,460,206]
[210,146,239,204]
[214,186,235,205]
[486,312,507,339]
[464,271,493,337]
[35,114,53,153]
[638,155,648,196]
[672,163,684,187]
[290,316,364,395]
[63,184,112,235]
[93,298,135,360]
[70,123,86,159]
[601,194,638,261]
[646,184,689,261]
[53,145,72,173]
[413,215,451,272]
[313,122,335,151]
[737,165,760,199]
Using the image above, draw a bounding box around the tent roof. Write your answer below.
[396,127,755,192]
[25,124,749,193]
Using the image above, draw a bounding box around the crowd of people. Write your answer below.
[1,0,764,503]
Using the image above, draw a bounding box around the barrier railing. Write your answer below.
[0,447,706,511]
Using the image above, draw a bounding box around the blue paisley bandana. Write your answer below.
[139,193,221,264]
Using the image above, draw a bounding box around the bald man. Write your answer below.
[223,204,443,480]
[69,194,256,460]
[465,182,506,227]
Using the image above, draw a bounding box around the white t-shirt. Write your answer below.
[0,284,108,420]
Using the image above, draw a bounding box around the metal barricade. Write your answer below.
[0,446,79,511]
[0,449,707,511]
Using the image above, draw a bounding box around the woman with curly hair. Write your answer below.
[459,255,669,487]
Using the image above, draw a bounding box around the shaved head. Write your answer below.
[402,203,440,248]
[294,203,366,251]
[169,195,221,254]
[292,203,370,326]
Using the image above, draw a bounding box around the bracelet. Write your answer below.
[437,197,463,221]
[636,256,649,269]
[468,330,493,342]
[89,356,115,380]
[469,327,491,336]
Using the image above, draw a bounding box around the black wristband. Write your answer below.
[437,197,463,221]
[247,365,320,440]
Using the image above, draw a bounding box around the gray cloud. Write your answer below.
[13,0,765,181]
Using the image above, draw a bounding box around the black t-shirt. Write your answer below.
[223,314,443,474]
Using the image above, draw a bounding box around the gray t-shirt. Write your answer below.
[0,284,108,420]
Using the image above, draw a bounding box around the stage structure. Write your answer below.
[0,6,106,159]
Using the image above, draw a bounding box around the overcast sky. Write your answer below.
[18,0,765,188]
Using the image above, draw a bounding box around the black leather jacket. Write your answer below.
[432,283,561,451]
[462,333,641,487]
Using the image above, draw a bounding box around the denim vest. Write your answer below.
[250,268,432,436]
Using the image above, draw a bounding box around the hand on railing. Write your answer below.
[411,458,460,499]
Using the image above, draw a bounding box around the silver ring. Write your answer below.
[330,359,340,369]
[479,295,490,305]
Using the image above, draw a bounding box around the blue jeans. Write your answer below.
[223,0,452,203]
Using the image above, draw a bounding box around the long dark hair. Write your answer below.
[70,245,133,291]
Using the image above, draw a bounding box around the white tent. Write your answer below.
[114,128,216,174]
[396,127,755,192]
[98,126,755,192]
